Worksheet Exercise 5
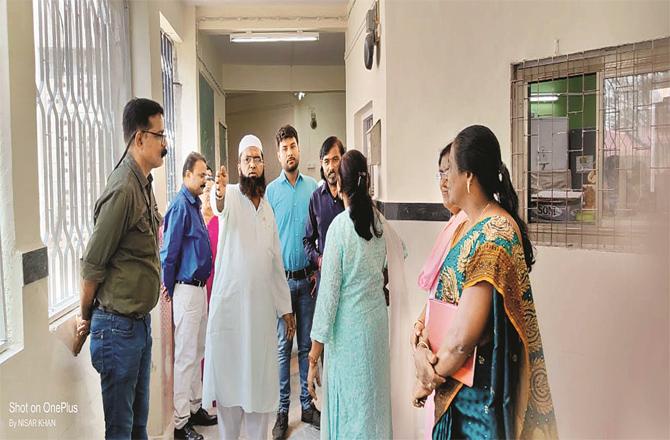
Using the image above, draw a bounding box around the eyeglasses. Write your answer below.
[435,171,449,181]
[142,130,167,145]
[242,156,263,165]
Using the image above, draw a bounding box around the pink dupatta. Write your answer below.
[416,209,467,439]
[417,210,468,296]
[205,216,219,305]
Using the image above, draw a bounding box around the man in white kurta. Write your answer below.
[203,134,295,440]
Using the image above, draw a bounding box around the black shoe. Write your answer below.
[272,411,289,440]
[301,403,321,430]
[190,407,217,426]
[174,422,204,440]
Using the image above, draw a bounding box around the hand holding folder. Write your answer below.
[426,298,477,387]
[73,315,90,356]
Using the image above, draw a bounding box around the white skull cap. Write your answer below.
[238,134,263,156]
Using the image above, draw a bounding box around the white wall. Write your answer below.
[352,1,670,438]
[222,64,345,92]
[530,245,669,439]
[225,91,346,183]
[294,92,347,181]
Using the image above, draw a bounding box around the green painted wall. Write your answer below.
[530,73,597,129]
[199,73,215,166]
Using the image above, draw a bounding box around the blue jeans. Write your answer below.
[90,308,152,440]
[277,277,316,413]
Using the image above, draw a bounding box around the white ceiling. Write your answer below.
[186,0,346,5]
[212,31,345,66]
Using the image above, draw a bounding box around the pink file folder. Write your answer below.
[426,298,476,387]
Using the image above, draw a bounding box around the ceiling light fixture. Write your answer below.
[230,32,319,43]
[530,94,560,103]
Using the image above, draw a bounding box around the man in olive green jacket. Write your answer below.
[76,98,167,440]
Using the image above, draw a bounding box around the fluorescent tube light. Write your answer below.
[530,94,560,103]
[230,32,319,43]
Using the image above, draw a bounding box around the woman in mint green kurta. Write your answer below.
[307,150,392,439]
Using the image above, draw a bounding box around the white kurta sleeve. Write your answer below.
[210,184,232,217]
[310,218,342,344]
[270,210,292,318]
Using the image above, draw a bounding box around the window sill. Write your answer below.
[49,306,82,357]
[0,341,24,366]
[528,221,646,250]
[48,298,79,325]
[49,305,79,333]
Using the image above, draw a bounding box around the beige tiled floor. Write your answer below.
[197,353,320,440]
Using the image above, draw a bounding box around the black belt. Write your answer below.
[285,268,312,280]
[176,279,206,287]
[96,304,148,320]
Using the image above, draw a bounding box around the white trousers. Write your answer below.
[216,406,270,440]
[173,283,208,429]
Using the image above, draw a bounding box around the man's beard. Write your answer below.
[239,172,266,199]
[284,159,299,173]
[326,171,338,186]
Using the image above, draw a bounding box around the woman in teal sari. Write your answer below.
[412,125,558,439]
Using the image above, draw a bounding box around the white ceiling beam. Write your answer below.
[196,4,348,33]
[199,16,347,33]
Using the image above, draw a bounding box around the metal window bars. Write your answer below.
[161,31,178,204]
[363,114,374,197]
[33,0,131,317]
[511,38,670,251]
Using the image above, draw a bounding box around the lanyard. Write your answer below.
[117,133,157,238]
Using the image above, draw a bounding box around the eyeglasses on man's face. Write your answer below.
[143,130,167,145]
[242,156,263,165]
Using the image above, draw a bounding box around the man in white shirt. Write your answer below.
[203,134,295,440]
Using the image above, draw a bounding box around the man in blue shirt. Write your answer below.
[266,125,319,438]
[161,152,217,440]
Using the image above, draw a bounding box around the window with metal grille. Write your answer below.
[33,0,131,318]
[161,31,178,203]
[511,38,670,251]
[363,113,374,196]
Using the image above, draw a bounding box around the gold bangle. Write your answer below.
[308,355,319,366]
[414,320,425,329]
[417,341,430,350]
